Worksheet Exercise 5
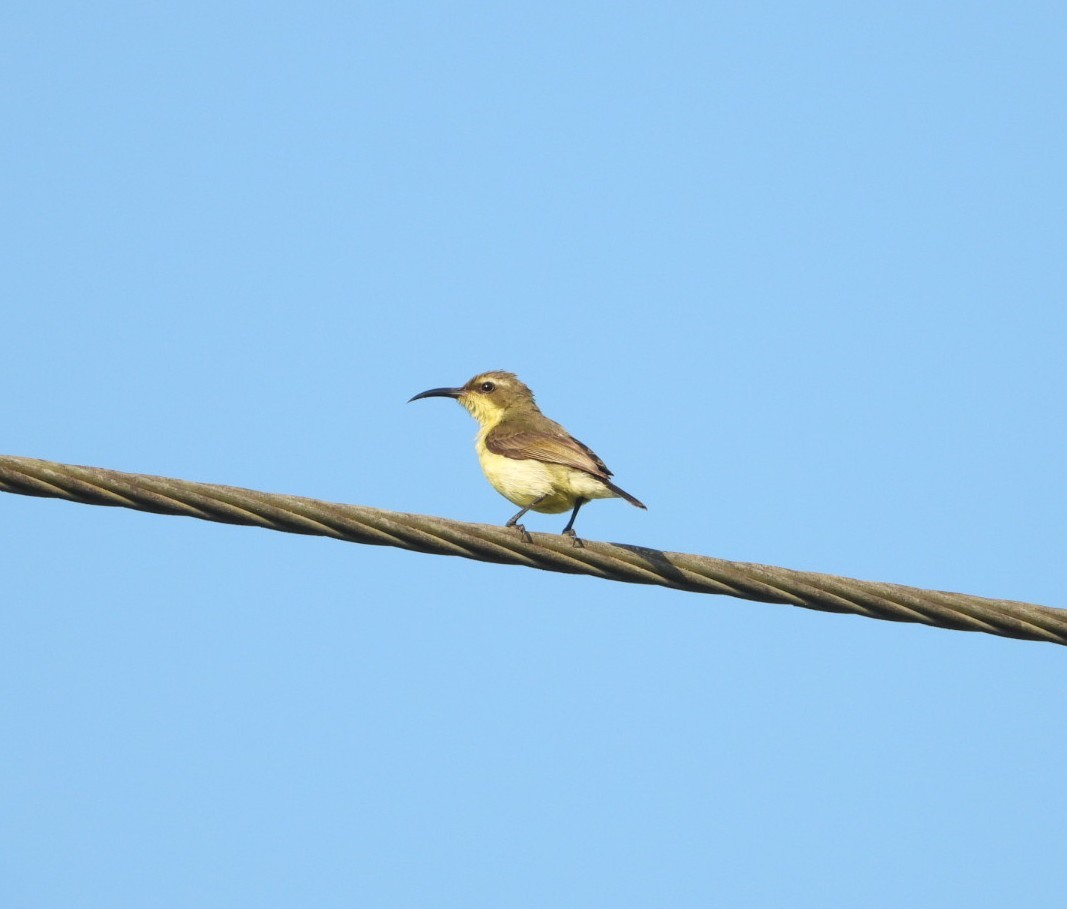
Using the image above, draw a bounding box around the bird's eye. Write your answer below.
[479,381,495,393]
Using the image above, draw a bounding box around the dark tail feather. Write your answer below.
[605,480,647,510]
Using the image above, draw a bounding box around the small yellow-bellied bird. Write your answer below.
[409,371,646,544]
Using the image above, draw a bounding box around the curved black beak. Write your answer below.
[408,386,464,403]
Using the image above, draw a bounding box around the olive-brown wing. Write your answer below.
[484,427,613,479]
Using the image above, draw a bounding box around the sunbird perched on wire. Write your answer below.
[409,371,646,545]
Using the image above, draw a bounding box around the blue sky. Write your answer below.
[3,2,1065,906]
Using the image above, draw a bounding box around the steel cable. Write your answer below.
[1,454,1063,645]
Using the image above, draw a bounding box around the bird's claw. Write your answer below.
[563,529,584,548]
[510,523,533,543]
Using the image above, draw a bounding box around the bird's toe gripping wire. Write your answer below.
[505,495,549,544]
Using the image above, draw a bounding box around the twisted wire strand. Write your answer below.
[1,454,1063,645]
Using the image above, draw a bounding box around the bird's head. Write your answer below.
[409,371,539,427]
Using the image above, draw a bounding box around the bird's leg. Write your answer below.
[505,495,548,543]
[561,498,587,548]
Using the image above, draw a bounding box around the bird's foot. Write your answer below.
[509,523,533,543]
[563,528,584,548]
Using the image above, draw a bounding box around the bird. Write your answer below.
[408,371,645,545]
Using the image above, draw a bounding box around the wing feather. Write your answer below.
[485,427,613,479]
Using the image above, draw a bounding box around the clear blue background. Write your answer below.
[3,3,1064,906]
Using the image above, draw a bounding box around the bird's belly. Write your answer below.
[476,449,612,514]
